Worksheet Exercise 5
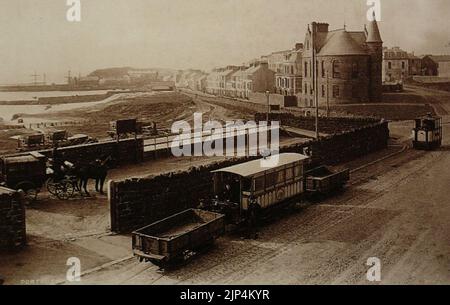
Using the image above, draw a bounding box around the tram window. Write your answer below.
[294,165,302,177]
[242,178,252,192]
[254,176,265,192]
[286,167,294,180]
[265,172,277,188]
[276,170,285,184]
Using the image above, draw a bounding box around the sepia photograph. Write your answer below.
[0,0,449,295]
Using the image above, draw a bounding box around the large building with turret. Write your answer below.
[301,16,383,106]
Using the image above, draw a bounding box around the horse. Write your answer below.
[75,156,112,196]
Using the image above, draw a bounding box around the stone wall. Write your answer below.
[109,157,258,233]
[0,187,26,251]
[256,112,381,135]
[109,114,389,233]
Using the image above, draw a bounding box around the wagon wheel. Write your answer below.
[15,181,38,206]
[55,180,75,200]
[46,178,58,196]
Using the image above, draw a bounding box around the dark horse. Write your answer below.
[75,156,112,196]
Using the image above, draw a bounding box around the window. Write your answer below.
[388,61,392,69]
[276,170,285,185]
[322,85,325,97]
[305,83,308,95]
[352,62,359,79]
[333,85,340,98]
[294,164,302,177]
[254,176,265,192]
[321,61,325,78]
[304,62,308,77]
[402,61,406,69]
[242,178,252,192]
[265,172,277,189]
[333,61,341,78]
[286,167,294,181]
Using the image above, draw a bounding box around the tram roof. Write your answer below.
[212,153,309,178]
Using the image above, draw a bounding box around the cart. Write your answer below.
[0,152,47,205]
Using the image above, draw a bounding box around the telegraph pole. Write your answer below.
[312,23,320,140]
[326,70,330,117]
[30,72,39,86]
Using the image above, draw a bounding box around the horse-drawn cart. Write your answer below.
[0,152,47,205]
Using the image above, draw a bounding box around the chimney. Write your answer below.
[313,22,329,33]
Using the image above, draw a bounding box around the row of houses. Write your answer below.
[382,47,450,83]
[177,15,449,107]
[177,16,384,106]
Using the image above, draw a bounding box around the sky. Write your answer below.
[0,0,449,84]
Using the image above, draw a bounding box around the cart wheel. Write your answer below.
[46,178,58,196]
[55,180,75,200]
[15,181,38,205]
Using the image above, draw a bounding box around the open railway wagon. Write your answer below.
[0,152,47,205]
[132,209,225,267]
[305,166,350,197]
[412,114,442,150]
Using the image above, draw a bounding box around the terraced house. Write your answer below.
[275,43,303,97]
[382,46,409,83]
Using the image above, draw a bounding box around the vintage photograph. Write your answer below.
[0,0,449,290]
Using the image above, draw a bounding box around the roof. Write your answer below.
[428,55,450,63]
[366,18,383,43]
[318,30,368,56]
[3,155,39,164]
[212,153,310,178]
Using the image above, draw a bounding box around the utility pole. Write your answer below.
[266,90,270,122]
[326,70,330,117]
[65,70,72,85]
[30,72,39,86]
[312,23,319,140]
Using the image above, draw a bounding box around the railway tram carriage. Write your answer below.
[412,114,442,150]
[209,153,310,224]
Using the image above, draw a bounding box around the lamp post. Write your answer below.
[266,90,270,122]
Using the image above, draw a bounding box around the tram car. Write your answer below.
[205,153,310,224]
[412,114,442,150]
